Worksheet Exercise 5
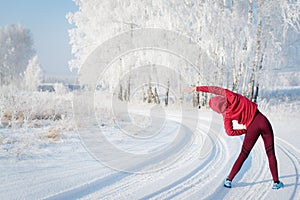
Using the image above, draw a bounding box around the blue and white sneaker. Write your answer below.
[272,181,284,190]
[224,179,232,188]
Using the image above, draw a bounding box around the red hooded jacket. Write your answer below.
[196,86,258,136]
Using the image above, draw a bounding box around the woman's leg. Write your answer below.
[227,117,261,181]
[228,112,280,182]
[258,113,279,182]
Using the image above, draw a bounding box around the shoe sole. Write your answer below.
[272,186,284,190]
[224,184,231,188]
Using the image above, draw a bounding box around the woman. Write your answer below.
[186,86,284,190]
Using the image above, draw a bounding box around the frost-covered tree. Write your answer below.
[67,0,299,103]
[23,55,42,91]
[0,24,35,85]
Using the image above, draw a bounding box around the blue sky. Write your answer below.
[0,0,77,75]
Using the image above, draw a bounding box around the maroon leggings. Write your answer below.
[228,110,279,182]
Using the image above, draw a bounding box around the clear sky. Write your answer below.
[0,0,77,76]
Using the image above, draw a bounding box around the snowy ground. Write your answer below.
[0,103,299,200]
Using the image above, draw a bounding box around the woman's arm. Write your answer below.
[183,86,197,93]
[224,117,247,136]
[195,86,229,97]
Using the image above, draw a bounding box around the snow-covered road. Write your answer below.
[0,111,299,200]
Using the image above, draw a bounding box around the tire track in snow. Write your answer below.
[84,123,300,200]
[0,142,111,200]
[275,137,300,200]
[165,134,227,199]
[140,134,216,199]
[139,120,228,199]
[48,114,300,200]
[237,142,270,200]
[250,137,300,200]
[164,118,229,199]
[211,136,300,200]
[98,115,299,199]
[203,135,269,199]
[45,119,194,200]
[231,135,300,200]
[86,119,211,199]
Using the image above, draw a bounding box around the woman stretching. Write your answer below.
[186,86,284,190]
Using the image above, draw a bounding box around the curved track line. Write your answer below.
[276,138,300,200]
[170,134,229,199]
[95,117,232,199]
[141,123,227,199]
[141,135,216,199]
[97,120,212,199]
[45,119,194,200]
[47,115,300,200]
[203,131,284,200]
[225,136,300,200]
[238,143,270,200]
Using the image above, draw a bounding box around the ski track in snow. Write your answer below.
[1,112,300,200]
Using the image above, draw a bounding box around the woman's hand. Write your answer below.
[183,86,196,93]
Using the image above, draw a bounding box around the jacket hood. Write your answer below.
[209,96,227,114]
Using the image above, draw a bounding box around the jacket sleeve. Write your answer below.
[224,117,246,136]
[195,86,230,97]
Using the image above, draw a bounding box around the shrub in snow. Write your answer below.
[23,55,42,91]
[0,126,69,159]
[0,85,72,128]
[54,83,68,95]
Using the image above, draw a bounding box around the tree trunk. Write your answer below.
[147,84,153,103]
[118,83,123,101]
[248,0,253,25]
[143,86,147,103]
[253,83,259,103]
[165,80,169,106]
[253,53,264,103]
[126,77,130,102]
[154,87,160,104]
[232,41,239,92]
[249,20,262,101]
[193,91,199,108]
